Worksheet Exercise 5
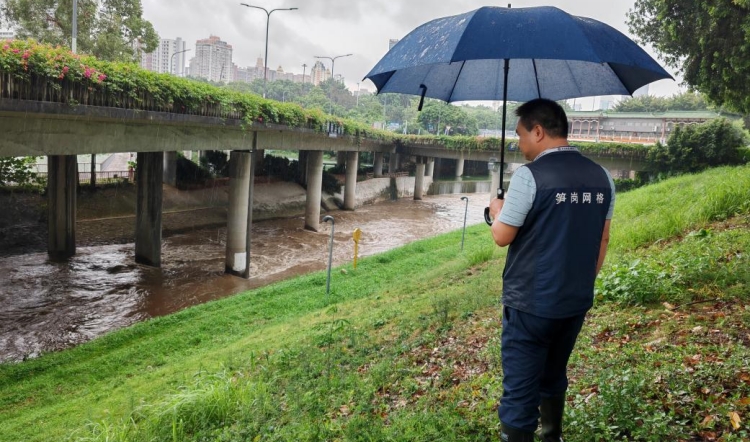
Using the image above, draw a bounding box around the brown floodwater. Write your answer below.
[0,193,491,363]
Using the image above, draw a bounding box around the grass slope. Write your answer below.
[1,165,749,441]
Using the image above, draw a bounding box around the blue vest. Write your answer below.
[502,151,612,318]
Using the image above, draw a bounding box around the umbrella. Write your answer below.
[364,5,672,223]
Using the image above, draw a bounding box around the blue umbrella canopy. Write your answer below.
[365,6,672,103]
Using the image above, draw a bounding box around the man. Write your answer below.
[489,99,615,442]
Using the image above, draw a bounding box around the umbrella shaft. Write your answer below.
[499,58,509,198]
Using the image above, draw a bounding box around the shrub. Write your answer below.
[646,118,748,174]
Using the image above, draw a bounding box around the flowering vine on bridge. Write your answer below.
[0,39,650,157]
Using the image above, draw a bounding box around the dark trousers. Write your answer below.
[498,306,586,432]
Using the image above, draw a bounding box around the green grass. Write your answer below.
[1,165,750,441]
[611,165,750,251]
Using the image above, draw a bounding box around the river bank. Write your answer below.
[1,165,749,441]
[0,183,489,363]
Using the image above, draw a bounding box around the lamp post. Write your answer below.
[302,63,307,85]
[356,81,361,107]
[240,3,298,98]
[72,0,77,53]
[314,54,352,116]
[314,53,352,84]
[322,215,335,295]
[170,48,191,77]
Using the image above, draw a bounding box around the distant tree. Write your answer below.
[647,118,748,173]
[417,101,478,135]
[1,0,159,62]
[614,95,669,112]
[614,92,711,112]
[628,0,750,113]
[264,80,303,103]
[224,80,262,96]
[461,103,519,133]
[297,86,330,111]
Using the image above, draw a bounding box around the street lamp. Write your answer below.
[356,81,361,107]
[314,53,352,84]
[72,0,77,53]
[240,3,298,98]
[170,48,191,76]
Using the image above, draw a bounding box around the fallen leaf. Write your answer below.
[701,415,714,427]
[663,302,675,310]
[729,411,741,430]
[739,397,750,406]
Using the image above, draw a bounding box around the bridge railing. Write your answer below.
[2,170,134,187]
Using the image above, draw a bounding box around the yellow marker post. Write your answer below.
[352,228,362,269]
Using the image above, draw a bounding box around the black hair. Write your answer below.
[515,98,568,139]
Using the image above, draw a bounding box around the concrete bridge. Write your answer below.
[0,98,648,277]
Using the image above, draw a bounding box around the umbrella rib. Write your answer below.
[447,61,467,103]
[532,59,541,98]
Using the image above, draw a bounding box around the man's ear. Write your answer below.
[533,124,545,142]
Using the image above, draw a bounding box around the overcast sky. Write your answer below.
[142,0,684,109]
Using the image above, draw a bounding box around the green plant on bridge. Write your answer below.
[0,39,653,158]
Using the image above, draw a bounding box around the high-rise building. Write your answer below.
[633,84,650,97]
[388,38,399,51]
[140,38,187,76]
[310,60,329,86]
[191,35,233,83]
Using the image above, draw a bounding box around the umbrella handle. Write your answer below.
[484,188,505,226]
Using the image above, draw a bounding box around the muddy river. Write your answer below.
[0,193,491,363]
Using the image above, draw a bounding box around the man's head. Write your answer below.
[514,99,569,161]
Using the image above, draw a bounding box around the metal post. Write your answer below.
[323,215,335,295]
[240,4,298,98]
[72,0,77,53]
[170,48,191,76]
[244,133,258,278]
[460,196,469,251]
[314,53,353,115]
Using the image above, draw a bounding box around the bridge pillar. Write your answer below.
[135,152,164,267]
[163,151,177,186]
[47,155,77,260]
[298,150,308,185]
[225,151,253,277]
[455,153,465,178]
[388,153,399,174]
[414,157,426,201]
[344,151,359,210]
[305,151,324,231]
[373,152,384,177]
[426,157,435,177]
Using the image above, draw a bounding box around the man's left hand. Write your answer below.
[489,198,505,222]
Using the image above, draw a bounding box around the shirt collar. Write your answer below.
[534,146,579,161]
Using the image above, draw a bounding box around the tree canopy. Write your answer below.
[628,0,750,113]
[613,92,711,113]
[1,0,159,62]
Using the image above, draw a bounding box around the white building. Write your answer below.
[190,36,233,83]
[310,60,329,86]
[140,37,187,76]
[633,84,650,97]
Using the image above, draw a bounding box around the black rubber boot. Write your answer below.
[500,422,536,442]
[539,395,566,442]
